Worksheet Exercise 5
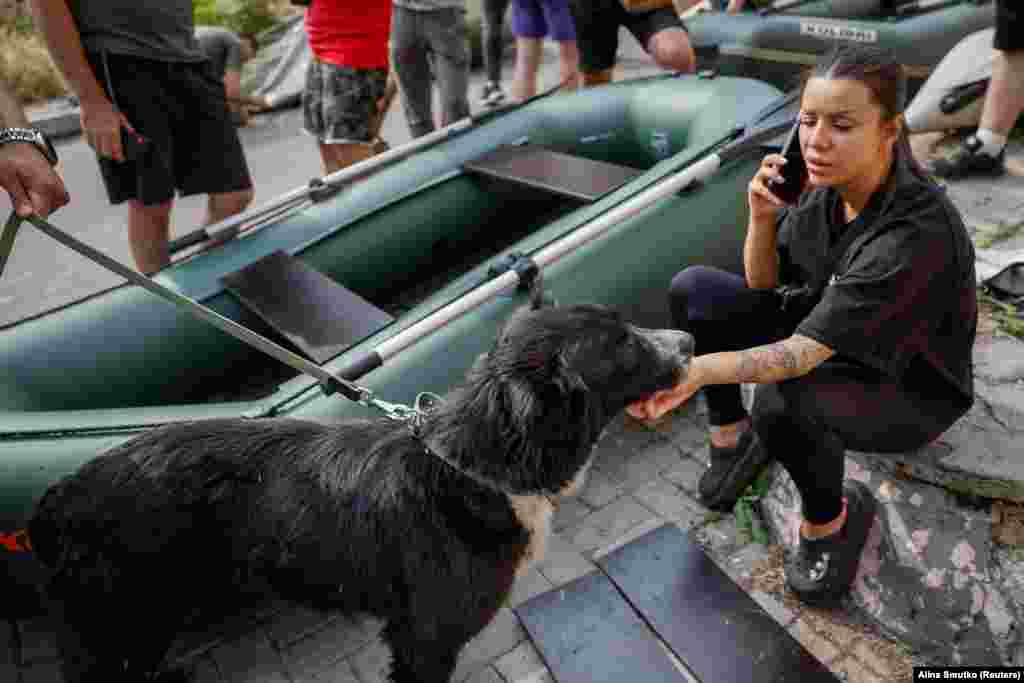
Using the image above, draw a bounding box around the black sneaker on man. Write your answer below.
[931,135,1006,179]
[785,479,877,607]
[697,429,770,512]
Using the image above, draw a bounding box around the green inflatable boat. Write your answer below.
[0,74,792,614]
[687,0,995,96]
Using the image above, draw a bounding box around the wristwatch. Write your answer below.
[0,127,59,166]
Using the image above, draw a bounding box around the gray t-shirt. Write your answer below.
[195,26,243,78]
[67,0,206,62]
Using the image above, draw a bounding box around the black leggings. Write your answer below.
[481,0,511,84]
[669,266,966,524]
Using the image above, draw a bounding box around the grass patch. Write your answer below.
[980,289,1024,341]
[734,465,774,545]
[975,219,1024,249]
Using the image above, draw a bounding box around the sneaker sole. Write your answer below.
[698,439,771,512]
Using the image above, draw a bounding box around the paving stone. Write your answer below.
[451,608,525,683]
[661,455,707,495]
[577,468,624,509]
[347,638,391,683]
[281,615,377,681]
[507,568,553,608]
[210,630,290,683]
[550,498,592,533]
[592,517,667,560]
[788,619,841,666]
[462,665,504,683]
[695,515,748,559]
[630,478,706,530]
[534,533,596,586]
[493,641,549,683]
[560,496,657,555]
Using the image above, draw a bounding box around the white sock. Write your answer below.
[974,129,1008,157]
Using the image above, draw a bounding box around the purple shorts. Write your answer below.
[511,0,577,42]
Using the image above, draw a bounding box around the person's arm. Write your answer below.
[627,334,834,420]
[726,0,746,13]
[222,71,270,110]
[0,80,70,216]
[744,151,792,289]
[28,0,132,161]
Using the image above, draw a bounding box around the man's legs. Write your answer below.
[932,0,1024,178]
[205,188,253,227]
[318,143,378,176]
[127,199,173,276]
[424,8,471,129]
[391,7,436,138]
[511,37,543,101]
[480,0,511,105]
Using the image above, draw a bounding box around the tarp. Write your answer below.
[906,27,994,133]
[241,14,310,110]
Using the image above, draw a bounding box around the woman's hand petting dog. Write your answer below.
[627,360,704,422]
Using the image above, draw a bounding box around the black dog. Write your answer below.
[29,304,693,683]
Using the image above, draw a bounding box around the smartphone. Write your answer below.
[120,127,149,163]
[770,122,807,204]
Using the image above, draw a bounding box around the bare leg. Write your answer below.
[978,48,1024,137]
[204,188,254,227]
[557,40,580,92]
[318,142,379,176]
[511,37,543,101]
[127,199,173,275]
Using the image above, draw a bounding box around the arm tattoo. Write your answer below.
[735,335,832,384]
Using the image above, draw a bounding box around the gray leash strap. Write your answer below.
[2,212,427,419]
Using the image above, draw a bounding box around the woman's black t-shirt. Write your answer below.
[776,155,977,409]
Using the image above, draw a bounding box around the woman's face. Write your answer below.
[798,77,899,191]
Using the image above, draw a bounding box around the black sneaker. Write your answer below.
[931,135,1006,179]
[479,81,506,108]
[698,429,770,512]
[785,479,877,607]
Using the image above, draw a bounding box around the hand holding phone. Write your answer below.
[769,122,807,204]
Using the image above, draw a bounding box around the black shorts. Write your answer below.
[568,0,684,74]
[995,0,1024,52]
[86,51,253,206]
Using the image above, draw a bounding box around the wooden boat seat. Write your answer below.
[463,144,644,202]
[220,250,393,365]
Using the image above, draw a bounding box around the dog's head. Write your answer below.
[428,304,693,494]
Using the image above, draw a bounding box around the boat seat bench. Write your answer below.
[463,144,644,202]
[220,249,394,365]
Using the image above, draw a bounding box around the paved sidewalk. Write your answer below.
[9,35,1024,683]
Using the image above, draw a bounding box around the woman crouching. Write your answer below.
[629,44,977,606]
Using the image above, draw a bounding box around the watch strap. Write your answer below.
[0,127,58,166]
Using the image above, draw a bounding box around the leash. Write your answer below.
[0,213,436,424]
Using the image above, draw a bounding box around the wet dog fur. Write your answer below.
[28,304,693,683]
